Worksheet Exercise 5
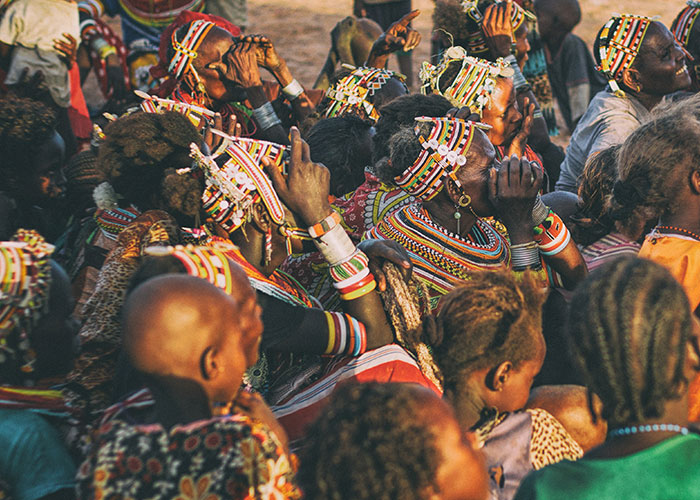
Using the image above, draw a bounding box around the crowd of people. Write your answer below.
[1,0,700,498]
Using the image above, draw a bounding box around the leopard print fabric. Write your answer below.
[527,408,583,470]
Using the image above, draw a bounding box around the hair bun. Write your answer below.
[420,314,443,347]
[612,179,641,207]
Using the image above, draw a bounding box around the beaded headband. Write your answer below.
[145,244,238,296]
[135,89,216,128]
[596,14,654,96]
[168,20,215,80]
[0,230,54,377]
[394,117,488,201]
[420,47,514,114]
[189,138,289,233]
[460,0,534,55]
[324,65,406,123]
[672,2,700,47]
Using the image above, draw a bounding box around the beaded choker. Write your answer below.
[653,225,700,242]
[324,65,405,123]
[394,116,489,202]
[608,423,689,439]
[420,47,513,114]
[596,14,653,96]
[672,2,700,47]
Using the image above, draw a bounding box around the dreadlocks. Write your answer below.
[566,257,692,427]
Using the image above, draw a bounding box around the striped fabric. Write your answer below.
[272,344,441,446]
[366,204,510,309]
[579,232,641,272]
[672,2,700,47]
[168,19,214,79]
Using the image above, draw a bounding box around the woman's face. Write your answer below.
[453,129,497,217]
[514,24,530,69]
[192,27,247,104]
[634,21,691,95]
[481,78,522,147]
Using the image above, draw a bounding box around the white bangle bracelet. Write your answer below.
[282,79,304,100]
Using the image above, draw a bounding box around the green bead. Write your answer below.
[454,211,462,219]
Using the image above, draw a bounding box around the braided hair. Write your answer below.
[425,269,545,392]
[298,382,445,500]
[98,111,204,219]
[610,95,700,222]
[566,257,692,427]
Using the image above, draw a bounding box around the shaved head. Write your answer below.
[123,275,239,378]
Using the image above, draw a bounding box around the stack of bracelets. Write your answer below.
[322,311,367,357]
[509,196,572,271]
[308,211,378,301]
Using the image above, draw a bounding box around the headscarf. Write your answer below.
[394,117,487,201]
[0,230,54,381]
[672,1,700,48]
[460,0,534,55]
[324,65,406,124]
[595,14,654,96]
[420,46,514,114]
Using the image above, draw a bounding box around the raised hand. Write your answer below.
[507,97,535,157]
[482,0,514,59]
[357,239,412,291]
[225,38,263,88]
[366,10,421,67]
[263,127,332,226]
[53,33,77,68]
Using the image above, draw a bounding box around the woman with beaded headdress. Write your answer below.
[366,115,586,309]
[0,230,81,499]
[672,1,700,92]
[556,14,691,193]
[420,48,563,188]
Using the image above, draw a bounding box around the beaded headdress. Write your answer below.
[145,243,238,296]
[189,138,289,233]
[168,20,215,80]
[324,65,406,123]
[596,14,654,96]
[0,230,54,377]
[672,1,700,47]
[460,0,534,55]
[394,117,487,201]
[420,46,514,114]
[135,89,216,128]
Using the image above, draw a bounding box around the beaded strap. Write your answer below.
[672,3,700,47]
[608,423,689,439]
[136,89,216,128]
[168,20,215,80]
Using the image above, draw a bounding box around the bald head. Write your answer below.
[123,275,240,378]
[535,0,581,41]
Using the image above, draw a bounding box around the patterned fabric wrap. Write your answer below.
[78,0,206,30]
[145,243,239,296]
[168,19,215,79]
[672,2,700,47]
[138,90,217,128]
[0,230,53,380]
[596,14,654,95]
[324,66,406,123]
[420,47,514,114]
[76,414,302,499]
[460,0,534,54]
[193,139,289,233]
[394,117,481,201]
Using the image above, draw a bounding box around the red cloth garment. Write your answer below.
[67,63,92,141]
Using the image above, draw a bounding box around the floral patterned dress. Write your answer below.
[76,414,301,500]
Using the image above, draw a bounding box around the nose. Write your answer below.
[524,37,531,54]
[673,41,687,63]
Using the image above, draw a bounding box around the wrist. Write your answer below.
[504,223,533,244]
[272,62,293,86]
[301,204,333,227]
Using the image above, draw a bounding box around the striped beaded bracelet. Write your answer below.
[308,210,343,239]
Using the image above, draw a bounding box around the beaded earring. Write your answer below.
[264,227,273,266]
[454,194,471,234]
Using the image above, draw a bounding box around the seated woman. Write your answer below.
[0,96,66,241]
[77,274,302,499]
[421,269,584,500]
[151,12,317,144]
[611,94,700,421]
[420,49,563,189]
[0,230,80,500]
[299,382,489,500]
[514,258,700,500]
[556,14,691,192]
[672,1,700,92]
[367,116,586,308]
[571,145,643,272]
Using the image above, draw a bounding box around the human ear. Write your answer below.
[250,201,272,232]
[200,345,220,381]
[621,68,642,93]
[689,170,700,195]
[444,176,462,206]
[488,361,512,391]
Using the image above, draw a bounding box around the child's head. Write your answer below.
[567,257,700,428]
[534,0,581,44]
[427,270,546,425]
[0,96,63,204]
[299,382,488,500]
[611,95,700,223]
